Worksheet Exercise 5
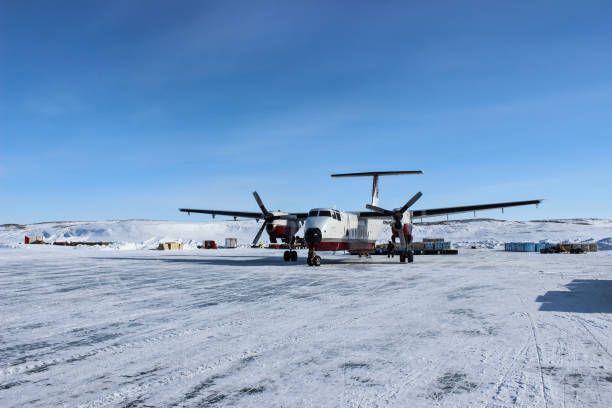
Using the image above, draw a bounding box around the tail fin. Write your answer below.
[331,171,423,206]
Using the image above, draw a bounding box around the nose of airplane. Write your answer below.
[304,228,322,247]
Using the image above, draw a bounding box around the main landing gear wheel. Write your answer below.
[399,251,414,263]
[284,250,298,262]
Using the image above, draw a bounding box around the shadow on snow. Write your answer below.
[536,279,612,313]
[96,255,404,267]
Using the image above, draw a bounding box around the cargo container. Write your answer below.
[505,242,539,252]
[204,240,217,249]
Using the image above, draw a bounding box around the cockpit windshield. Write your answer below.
[308,210,318,216]
[318,210,332,217]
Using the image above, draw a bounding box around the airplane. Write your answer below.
[179,171,543,266]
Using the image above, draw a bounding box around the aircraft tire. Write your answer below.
[283,251,290,262]
[290,251,298,262]
[408,251,414,263]
[313,255,321,266]
[399,253,406,263]
[307,257,313,266]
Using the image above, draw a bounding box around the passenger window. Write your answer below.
[308,210,318,217]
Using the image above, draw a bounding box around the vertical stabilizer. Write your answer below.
[371,174,379,207]
[331,171,423,206]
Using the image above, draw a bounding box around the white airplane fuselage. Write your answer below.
[303,208,413,251]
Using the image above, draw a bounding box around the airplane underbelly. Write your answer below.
[316,238,375,251]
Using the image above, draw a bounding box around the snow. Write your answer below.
[1,219,611,407]
[1,218,611,250]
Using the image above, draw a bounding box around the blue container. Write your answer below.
[506,242,539,252]
[523,243,536,252]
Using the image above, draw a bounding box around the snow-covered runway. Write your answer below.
[1,247,611,407]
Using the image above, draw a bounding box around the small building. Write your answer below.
[157,242,183,250]
[225,238,238,248]
[24,235,45,244]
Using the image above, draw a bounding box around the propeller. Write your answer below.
[366,191,422,228]
[251,191,297,246]
[365,191,423,255]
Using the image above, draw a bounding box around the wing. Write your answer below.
[357,211,393,219]
[179,208,309,220]
[179,208,263,219]
[411,199,543,219]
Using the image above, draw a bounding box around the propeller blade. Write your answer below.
[252,221,267,245]
[399,191,423,214]
[252,191,270,216]
[365,204,392,214]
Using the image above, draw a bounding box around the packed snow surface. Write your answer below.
[1,219,611,407]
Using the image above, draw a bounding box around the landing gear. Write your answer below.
[311,255,321,266]
[307,247,321,267]
[399,251,414,263]
[283,250,298,262]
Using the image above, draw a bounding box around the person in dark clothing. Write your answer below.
[387,241,395,258]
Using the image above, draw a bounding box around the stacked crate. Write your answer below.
[423,238,451,251]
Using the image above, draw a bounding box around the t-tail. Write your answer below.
[331,170,423,206]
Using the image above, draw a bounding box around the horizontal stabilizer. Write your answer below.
[331,171,423,178]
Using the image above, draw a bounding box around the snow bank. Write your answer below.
[1,218,610,250]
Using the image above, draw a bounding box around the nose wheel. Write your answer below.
[307,254,321,266]
[307,247,321,266]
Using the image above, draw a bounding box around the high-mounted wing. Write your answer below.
[179,208,309,220]
[179,209,264,219]
[411,199,543,219]
[357,211,397,219]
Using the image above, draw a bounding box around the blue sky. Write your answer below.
[1,1,611,223]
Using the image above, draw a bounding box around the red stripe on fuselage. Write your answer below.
[314,241,376,251]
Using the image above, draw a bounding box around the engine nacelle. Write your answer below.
[267,219,299,243]
[391,223,413,244]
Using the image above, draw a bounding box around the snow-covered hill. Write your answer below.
[1,218,611,250]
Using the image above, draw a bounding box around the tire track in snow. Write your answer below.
[0,317,252,379]
[490,338,530,405]
[526,311,550,408]
[78,297,419,408]
[572,315,612,361]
